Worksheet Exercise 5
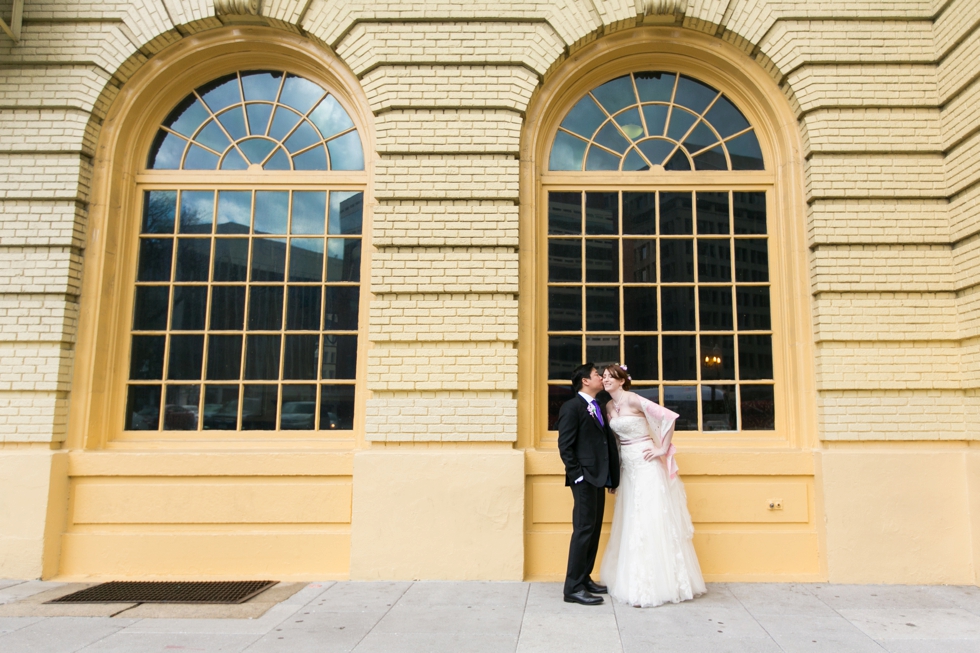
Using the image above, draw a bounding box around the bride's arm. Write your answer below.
[632,393,674,458]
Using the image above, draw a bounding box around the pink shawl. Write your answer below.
[638,395,681,479]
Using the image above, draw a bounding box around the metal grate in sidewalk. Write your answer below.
[47,580,278,604]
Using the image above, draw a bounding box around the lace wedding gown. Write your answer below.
[600,415,706,607]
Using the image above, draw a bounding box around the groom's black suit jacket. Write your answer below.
[557,394,620,489]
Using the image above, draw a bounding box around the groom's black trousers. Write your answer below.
[564,481,606,596]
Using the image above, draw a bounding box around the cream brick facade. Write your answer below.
[0,0,978,583]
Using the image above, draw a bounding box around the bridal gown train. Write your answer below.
[600,415,706,607]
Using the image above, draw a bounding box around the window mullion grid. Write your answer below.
[728,190,741,430]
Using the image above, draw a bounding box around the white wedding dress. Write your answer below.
[600,415,706,607]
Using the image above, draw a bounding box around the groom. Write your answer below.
[557,363,620,605]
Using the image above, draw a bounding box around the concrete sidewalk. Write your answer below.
[1,580,979,652]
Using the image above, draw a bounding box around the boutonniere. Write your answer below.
[586,402,598,420]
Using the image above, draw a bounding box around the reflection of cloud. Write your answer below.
[310,95,354,139]
[217,191,251,229]
[282,75,326,113]
[327,132,364,171]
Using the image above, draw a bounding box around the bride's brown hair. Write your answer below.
[604,364,631,391]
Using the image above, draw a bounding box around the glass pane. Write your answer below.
[623,286,657,331]
[326,238,361,282]
[662,335,696,380]
[170,286,207,330]
[594,122,630,153]
[241,71,283,102]
[700,335,735,380]
[137,238,173,282]
[634,72,676,103]
[614,108,644,141]
[634,386,661,404]
[309,94,354,139]
[660,192,692,235]
[198,74,241,113]
[637,138,674,166]
[329,191,363,235]
[622,239,656,283]
[164,385,200,431]
[560,95,606,138]
[736,286,771,331]
[125,385,161,430]
[549,336,580,380]
[168,334,204,380]
[220,148,248,170]
[196,120,230,153]
[133,286,169,331]
[666,107,697,141]
[586,335,619,368]
[245,335,281,380]
[623,336,658,381]
[241,384,278,430]
[165,96,210,137]
[586,287,619,331]
[216,191,252,234]
[585,146,620,171]
[184,145,218,170]
[142,190,177,234]
[248,286,284,330]
[622,192,656,235]
[660,239,694,283]
[212,238,249,282]
[175,238,211,281]
[699,286,733,331]
[733,192,767,234]
[268,106,301,141]
[324,286,360,331]
[663,385,698,431]
[209,285,246,330]
[206,335,243,381]
[693,145,728,171]
[549,241,580,282]
[322,334,357,379]
[292,191,327,235]
[179,191,215,234]
[286,286,322,331]
[129,335,165,380]
[548,192,581,235]
[250,238,286,282]
[735,239,769,282]
[548,384,575,430]
[660,286,695,331]
[217,106,247,140]
[281,384,317,430]
[738,335,774,380]
[586,240,618,283]
[622,149,648,171]
[585,192,617,235]
[548,287,582,331]
[320,385,355,430]
[264,147,291,171]
[283,334,319,380]
[293,146,328,170]
[696,191,730,235]
[740,385,775,430]
[254,191,288,235]
[591,75,636,114]
[148,131,185,169]
[727,130,764,170]
[239,134,275,162]
[327,131,365,170]
[641,106,669,139]
[683,122,718,155]
[701,384,736,431]
[704,95,750,139]
[203,384,239,430]
[675,75,719,114]
[549,131,587,171]
[289,238,325,282]
[664,149,692,170]
[698,239,732,282]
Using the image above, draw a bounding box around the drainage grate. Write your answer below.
[48,580,278,604]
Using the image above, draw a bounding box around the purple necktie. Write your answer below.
[591,400,604,427]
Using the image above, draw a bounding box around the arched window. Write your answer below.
[124,70,365,433]
[544,71,774,434]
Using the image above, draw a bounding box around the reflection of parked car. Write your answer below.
[281,401,316,429]
[205,401,239,430]
[130,405,159,430]
[163,404,195,430]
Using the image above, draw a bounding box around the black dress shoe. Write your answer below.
[584,579,608,594]
[564,590,604,605]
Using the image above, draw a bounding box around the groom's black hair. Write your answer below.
[571,363,596,393]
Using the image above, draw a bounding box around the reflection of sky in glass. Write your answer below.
[292,191,326,235]
[327,132,364,171]
[217,191,251,233]
[329,191,363,235]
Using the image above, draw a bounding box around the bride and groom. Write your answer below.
[557,363,706,607]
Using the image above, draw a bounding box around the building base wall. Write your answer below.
[0,450,68,579]
[350,448,525,580]
[821,448,976,585]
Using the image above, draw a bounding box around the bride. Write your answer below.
[599,364,706,607]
